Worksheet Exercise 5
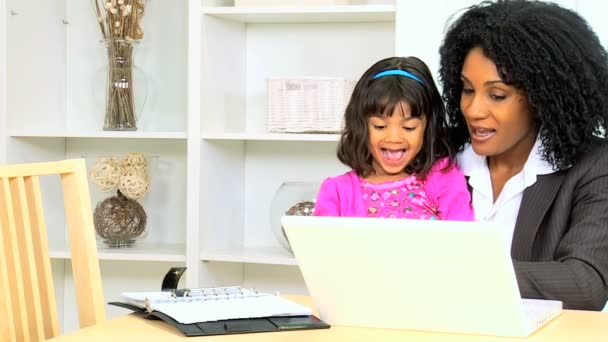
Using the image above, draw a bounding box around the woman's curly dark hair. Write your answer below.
[439,0,608,170]
[338,56,455,178]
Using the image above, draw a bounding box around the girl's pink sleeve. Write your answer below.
[427,159,475,221]
[314,177,341,217]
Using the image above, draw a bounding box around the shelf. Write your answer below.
[9,130,187,139]
[201,5,395,23]
[202,132,340,142]
[201,246,297,266]
[49,241,186,262]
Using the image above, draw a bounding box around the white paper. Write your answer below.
[120,289,312,324]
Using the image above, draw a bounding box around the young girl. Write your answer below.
[314,56,473,220]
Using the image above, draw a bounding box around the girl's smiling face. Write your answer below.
[366,101,426,183]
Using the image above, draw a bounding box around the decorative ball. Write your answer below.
[122,152,148,171]
[118,169,149,200]
[286,201,316,216]
[89,157,122,192]
[278,201,316,252]
[93,190,147,248]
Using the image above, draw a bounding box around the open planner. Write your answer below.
[109,286,330,337]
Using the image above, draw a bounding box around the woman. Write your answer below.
[439,0,608,310]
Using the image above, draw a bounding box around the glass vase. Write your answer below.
[87,154,155,248]
[103,39,146,131]
[269,182,320,253]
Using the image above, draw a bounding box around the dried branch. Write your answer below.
[92,0,147,41]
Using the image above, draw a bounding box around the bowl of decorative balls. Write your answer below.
[88,152,151,248]
[269,181,320,253]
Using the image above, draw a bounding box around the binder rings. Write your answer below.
[109,267,329,337]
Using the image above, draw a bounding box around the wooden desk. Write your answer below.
[50,296,608,342]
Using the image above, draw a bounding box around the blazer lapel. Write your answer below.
[511,172,565,259]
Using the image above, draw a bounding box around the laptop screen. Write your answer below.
[282,216,561,337]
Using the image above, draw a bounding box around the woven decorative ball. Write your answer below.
[122,167,150,183]
[93,190,147,248]
[122,152,148,171]
[285,201,316,216]
[118,169,149,200]
[89,157,122,192]
[278,200,316,253]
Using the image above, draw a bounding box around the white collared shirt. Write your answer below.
[457,137,556,249]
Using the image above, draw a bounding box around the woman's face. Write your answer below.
[460,47,536,159]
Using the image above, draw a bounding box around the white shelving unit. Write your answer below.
[1,0,188,333]
[201,132,340,141]
[49,241,186,262]
[201,245,297,265]
[0,0,420,331]
[194,0,398,292]
[9,130,187,139]
[4,0,605,334]
[201,4,395,23]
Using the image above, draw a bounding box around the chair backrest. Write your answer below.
[0,159,105,341]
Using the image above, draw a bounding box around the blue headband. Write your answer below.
[372,69,425,85]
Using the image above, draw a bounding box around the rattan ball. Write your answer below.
[89,157,122,192]
[285,201,316,216]
[122,167,150,182]
[122,152,148,171]
[118,169,149,200]
[93,190,147,248]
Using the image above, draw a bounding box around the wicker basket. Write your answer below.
[267,77,355,133]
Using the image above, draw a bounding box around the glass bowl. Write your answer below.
[269,181,320,253]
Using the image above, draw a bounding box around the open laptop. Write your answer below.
[282,216,562,337]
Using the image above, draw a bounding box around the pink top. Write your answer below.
[360,175,439,219]
[314,158,474,221]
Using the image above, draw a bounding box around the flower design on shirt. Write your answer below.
[404,176,416,186]
[360,174,439,220]
[411,196,426,206]
[370,191,380,201]
[404,178,423,191]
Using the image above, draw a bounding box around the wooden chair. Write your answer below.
[0,159,105,341]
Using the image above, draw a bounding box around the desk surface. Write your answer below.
[50,296,608,342]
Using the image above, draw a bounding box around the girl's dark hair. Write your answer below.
[439,0,608,170]
[337,56,455,178]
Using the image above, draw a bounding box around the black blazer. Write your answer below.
[502,139,608,310]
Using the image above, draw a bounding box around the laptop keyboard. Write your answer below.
[522,299,562,328]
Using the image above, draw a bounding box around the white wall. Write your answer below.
[0,0,6,164]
